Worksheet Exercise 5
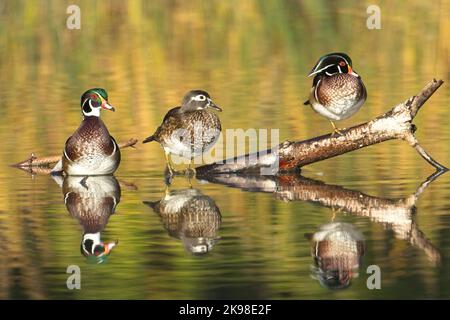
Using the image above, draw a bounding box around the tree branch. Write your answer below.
[197,79,446,175]
[12,138,138,168]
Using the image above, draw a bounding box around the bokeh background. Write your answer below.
[0,0,449,299]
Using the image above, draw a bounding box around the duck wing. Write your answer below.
[143,107,181,143]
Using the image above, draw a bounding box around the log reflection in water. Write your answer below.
[144,188,221,255]
[197,171,444,264]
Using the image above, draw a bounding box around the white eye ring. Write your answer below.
[197,95,206,101]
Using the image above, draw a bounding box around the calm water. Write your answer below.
[0,0,449,299]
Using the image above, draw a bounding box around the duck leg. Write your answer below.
[164,151,174,176]
[330,121,345,136]
[187,160,196,177]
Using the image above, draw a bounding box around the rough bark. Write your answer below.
[196,79,446,175]
[197,170,444,264]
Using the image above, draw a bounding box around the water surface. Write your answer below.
[0,0,449,299]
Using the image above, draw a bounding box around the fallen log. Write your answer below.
[12,80,446,176]
[12,138,138,168]
[196,79,446,175]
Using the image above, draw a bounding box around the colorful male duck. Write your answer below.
[52,88,120,175]
[304,53,367,135]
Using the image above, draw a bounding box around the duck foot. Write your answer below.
[330,121,345,136]
[164,166,174,185]
[331,207,342,221]
[331,128,345,136]
[184,167,196,178]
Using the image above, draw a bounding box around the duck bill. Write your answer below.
[348,65,359,77]
[103,241,118,255]
[207,99,222,112]
[101,101,116,112]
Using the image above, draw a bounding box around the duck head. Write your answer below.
[81,232,118,264]
[308,52,359,78]
[180,90,222,112]
[80,88,115,117]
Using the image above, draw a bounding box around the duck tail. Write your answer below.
[143,200,159,210]
[142,135,156,144]
[304,233,314,241]
[303,100,310,105]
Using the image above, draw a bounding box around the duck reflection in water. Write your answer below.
[54,175,121,263]
[144,188,221,255]
[306,222,365,290]
[198,171,443,289]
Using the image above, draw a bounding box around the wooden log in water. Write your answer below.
[197,79,446,175]
[11,80,446,175]
[12,138,138,168]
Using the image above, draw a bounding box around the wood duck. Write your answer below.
[52,88,121,176]
[142,90,222,175]
[61,175,121,263]
[143,188,221,255]
[307,222,365,290]
[304,53,367,135]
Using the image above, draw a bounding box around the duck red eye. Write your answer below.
[339,61,346,67]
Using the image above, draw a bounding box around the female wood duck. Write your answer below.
[142,90,222,175]
[304,53,367,135]
[62,175,121,263]
[143,188,221,255]
[52,88,120,175]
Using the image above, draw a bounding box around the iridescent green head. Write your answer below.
[307,52,358,78]
[81,232,118,264]
[80,88,115,117]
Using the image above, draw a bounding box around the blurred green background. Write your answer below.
[0,0,449,299]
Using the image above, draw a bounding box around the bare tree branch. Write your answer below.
[197,79,446,175]
[12,138,138,168]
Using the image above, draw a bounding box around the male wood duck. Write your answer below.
[52,88,120,175]
[62,175,121,263]
[143,188,221,255]
[307,222,365,290]
[142,90,222,175]
[304,53,367,135]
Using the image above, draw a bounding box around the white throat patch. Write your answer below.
[82,99,101,117]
